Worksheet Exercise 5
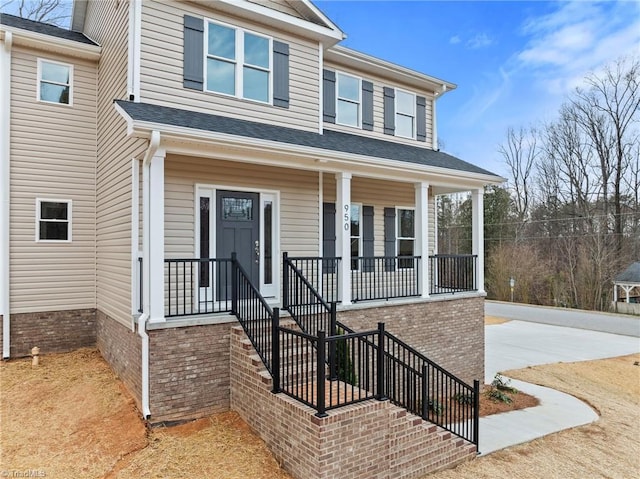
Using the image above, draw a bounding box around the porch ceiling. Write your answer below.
[115,100,504,188]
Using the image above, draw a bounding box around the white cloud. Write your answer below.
[516,1,640,95]
[449,35,461,45]
[467,33,493,49]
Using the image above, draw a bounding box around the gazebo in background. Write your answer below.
[613,262,640,315]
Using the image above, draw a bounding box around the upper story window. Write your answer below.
[38,59,72,105]
[336,72,361,127]
[36,199,72,242]
[206,20,271,103]
[395,90,415,139]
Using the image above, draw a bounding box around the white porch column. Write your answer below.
[335,172,352,305]
[415,182,430,298]
[143,147,166,323]
[471,188,485,294]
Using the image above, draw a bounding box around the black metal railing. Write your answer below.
[275,323,382,417]
[382,332,479,445]
[284,255,341,304]
[164,258,234,317]
[429,254,478,295]
[231,253,278,375]
[351,256,421,301]
[283,253,337,338]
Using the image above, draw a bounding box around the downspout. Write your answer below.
[1,32,13,359]
[138,130,161,418]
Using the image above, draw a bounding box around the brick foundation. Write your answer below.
[96,310,143,412]
[148,321,234,423]
[3,309,96,358]
[230,325,477,479]
[338,295,485,385]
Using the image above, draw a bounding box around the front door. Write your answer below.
[216,190,260,299]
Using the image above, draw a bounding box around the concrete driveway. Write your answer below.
[480,312,639,455]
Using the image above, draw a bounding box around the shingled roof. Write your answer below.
[0,13,96,45]
[115,100,499,178]
[614,262,640,283]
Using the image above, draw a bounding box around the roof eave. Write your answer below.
[0,23,101,60]
[114,103,503,187]
[325,45,456,94]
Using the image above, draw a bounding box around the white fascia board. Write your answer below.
[213,0,344,46]
[325,46,455,95]
[0,25,101,61]
[118,117,504,188]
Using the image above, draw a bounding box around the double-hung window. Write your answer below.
[36,199,71,242]
[395,90,415,139]
[206,21,271,103]
[38,59,72,105]
[336,72,361,127]
[397,208,414,268]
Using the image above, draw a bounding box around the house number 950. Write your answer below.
[343,204,350,231]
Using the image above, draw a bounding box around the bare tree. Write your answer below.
[499,126,537,223]
[572,56,640,253]
[1,0,70,27]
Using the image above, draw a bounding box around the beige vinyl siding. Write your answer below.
[84,0,148,326]
[246,0,307,19]
[324,60,435,148]
[9,47,97,313]
[165,155,319,259]
[139,0,321,132]
[323,175,436,257]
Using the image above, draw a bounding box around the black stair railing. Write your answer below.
[230,253,278,377]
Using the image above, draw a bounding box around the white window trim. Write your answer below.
[35,198,72,243]
[395,206,415,256]
[395,88,416,140]
[203,18,273,105]
[37,58,73,106]
[336,71,361,128]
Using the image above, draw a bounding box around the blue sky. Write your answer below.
[316,0,640,177]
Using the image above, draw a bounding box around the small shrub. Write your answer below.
[427,398,444,416]
[486,388,513,404]
[492,373,518,394]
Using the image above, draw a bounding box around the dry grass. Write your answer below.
[485,315,511,325]
[2,348,638,479]
[426,353,640,479]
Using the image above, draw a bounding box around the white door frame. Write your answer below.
[195,184,280,301]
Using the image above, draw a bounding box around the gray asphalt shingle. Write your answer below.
[0,13,97,45]
[115,100,497,177]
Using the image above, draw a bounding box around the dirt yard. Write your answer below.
[1,348,638,478]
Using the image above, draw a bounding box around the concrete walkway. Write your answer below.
[486,301,640,337]
[479,320,640,455]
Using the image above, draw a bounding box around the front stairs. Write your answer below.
[229,323,477,479]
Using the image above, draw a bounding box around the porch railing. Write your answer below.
[429,254,478,295]
[164,258,234,317]
[351,256,420,301]
[284,255,341,304]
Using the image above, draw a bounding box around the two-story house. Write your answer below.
[1,1,503,477]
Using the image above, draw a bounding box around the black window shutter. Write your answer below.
[323,69,336,123]
[273,41,289,108]
[384,207,396,271]
[362,206,374,272]
[362,80,374,131]
[383,87,395,135]
[416,95,427,142]
[322,202,336,273]
[183,15,204,91]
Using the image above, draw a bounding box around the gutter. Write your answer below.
[137,130,161,419]
[1,31,12,359]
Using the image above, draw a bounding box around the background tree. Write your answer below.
[1,0,70,27]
